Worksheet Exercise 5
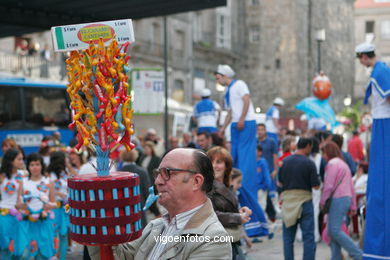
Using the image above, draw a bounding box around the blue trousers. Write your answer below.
[364,118,390,260]
[231,120,257,194]
[328,197,362,260]
[282,200,316,260]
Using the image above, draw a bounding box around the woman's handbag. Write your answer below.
[322,172,346,214]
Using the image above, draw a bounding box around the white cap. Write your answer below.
[355,42,375,53]
[273,97,285,106]
[146,128,157,135]
[215,64,235,78]
[201,88,211,97]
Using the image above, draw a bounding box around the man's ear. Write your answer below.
[192,173,204,191]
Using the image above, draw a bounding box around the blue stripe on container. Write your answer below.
[89,189,96,235]
[112,188,120,234]
[98,189,107,235]
[124,187,129,198]
[125,206,130,216]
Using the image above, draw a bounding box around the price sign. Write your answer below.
[51,19,135,52]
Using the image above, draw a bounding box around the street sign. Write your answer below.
[51,19,135,52]
[131,69,164,114]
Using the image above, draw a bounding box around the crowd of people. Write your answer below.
[0,42,388,260]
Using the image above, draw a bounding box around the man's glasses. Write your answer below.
[153,167,198,181]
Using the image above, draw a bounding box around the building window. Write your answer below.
[381,20,390,39]
[365,21,375,42]
[173,79,185,103]
[275,59,281,69]
[216,14,231,49]
[249,26,260,43]
[151,22,162,45]
[365,21,375,33]
[193,12,202,42]
[174,30,185,50]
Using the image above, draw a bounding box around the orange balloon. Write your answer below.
[312,74,332,100]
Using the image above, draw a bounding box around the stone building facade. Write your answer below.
[241,0,355,115]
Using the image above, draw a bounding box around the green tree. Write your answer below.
[338,100,365,131]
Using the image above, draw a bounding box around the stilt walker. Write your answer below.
[355,42,390,260]
[216,64,269,237]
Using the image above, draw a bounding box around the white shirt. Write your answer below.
[50,172,68,202]
[228,80,255,122]
[23,177,51,212]
[0,175,21,210]
[265,107,279,133]
[194,100,220,128]
[148,204,204,260]
[371,84,390,119]
[353,174,368,195]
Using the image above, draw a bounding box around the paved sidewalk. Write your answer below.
[246,222,330,260]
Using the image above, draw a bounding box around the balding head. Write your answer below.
[155,148,214,216]
[161,148,213,192]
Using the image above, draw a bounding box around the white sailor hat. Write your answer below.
[355,42,375,54]
[273,97,285,106]
[201,88,211,97]
[215,64,235,78]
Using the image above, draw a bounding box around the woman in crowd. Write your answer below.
[1,138,19,154]
[47,151,69,260]
[230,168,243,194]
[351,162,369,241]
[207,146,252,259]
[277,136,296,167]
[68,149,84,175]
[0,148,25,258]
[20,153,56,259]
[320,141,362,260]
[138,141,160,182]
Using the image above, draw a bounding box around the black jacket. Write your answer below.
[208,180,241,228]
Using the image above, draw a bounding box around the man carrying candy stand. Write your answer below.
[88,148,232,259]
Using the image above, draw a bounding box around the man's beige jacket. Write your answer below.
[89,198,232,260]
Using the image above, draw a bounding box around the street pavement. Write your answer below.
[246,220,330,260]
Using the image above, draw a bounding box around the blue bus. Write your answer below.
[0,77,74,156]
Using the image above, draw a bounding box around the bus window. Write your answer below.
[24,87,70,127]
[0,87,22,128]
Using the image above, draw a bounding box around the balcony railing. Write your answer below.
[0,51,66,80]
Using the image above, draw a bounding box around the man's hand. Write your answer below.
[237,120,245,130]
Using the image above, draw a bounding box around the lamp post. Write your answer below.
[315,29,326,73]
